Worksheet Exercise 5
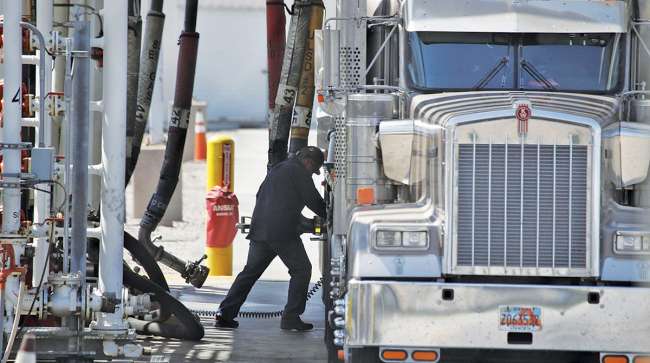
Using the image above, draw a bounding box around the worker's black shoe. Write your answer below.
[280,315,313,331]
[215,313,239,329]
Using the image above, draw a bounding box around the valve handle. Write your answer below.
[236,216,252,234]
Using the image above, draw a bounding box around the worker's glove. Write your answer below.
[297,215,327,235]
[298,215,315,235]
[313,216,326,235]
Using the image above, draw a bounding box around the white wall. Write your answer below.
[142,0,336,125]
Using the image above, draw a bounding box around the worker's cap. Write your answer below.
[297,146,325,175]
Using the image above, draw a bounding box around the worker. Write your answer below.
[215,146,326,331]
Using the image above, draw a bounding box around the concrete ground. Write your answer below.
[126,129,328,362]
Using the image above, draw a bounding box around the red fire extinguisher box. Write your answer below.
[206,186,239,248]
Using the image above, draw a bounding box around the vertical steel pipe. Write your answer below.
[267,0,311,169]
[96,0,127,332]
[89,0,103,214]
[124,0,142,185]
[289,0,324,153]
[33,0,54,287]
[70,20,90,278]
[2,0,23,235]
[130,0,165,183]
[266,0,286,112]
[0,0,23,352]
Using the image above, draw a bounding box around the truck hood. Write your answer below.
[410,91,620,127]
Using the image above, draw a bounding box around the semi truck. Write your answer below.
[315,1,650,362]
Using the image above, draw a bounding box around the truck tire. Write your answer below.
[347,347,380,363]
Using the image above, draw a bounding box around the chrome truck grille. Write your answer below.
[454,139,591,276]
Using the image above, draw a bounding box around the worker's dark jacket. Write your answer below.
[247,158,326,243]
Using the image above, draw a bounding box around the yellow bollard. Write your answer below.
[206,136,235,276]
[207,135,235,192]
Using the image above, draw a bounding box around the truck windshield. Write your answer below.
[407,32,623,93]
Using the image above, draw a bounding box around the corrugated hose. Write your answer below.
[191,277,323,319]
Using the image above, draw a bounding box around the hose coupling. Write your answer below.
[182,255,209,288]
[100,293,121,314]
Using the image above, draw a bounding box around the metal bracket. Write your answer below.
[0,181,26,189]
[0,142,33,150]
[71,50,90,58]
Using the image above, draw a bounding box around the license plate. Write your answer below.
[499,306,542,332]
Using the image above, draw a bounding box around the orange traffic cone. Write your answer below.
[194,110,207,161]
[15,333,36,363]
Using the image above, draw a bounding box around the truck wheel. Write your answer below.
[347,347,380,363]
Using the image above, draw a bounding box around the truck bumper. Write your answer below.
[346,280,650,353]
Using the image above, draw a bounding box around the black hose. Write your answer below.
[125,0,143,185]
[138,2,208,287]
[267,0,312,169]
[151,0,163,12]
[124,231,169,292]
[124,232,171,320]
[129,1,165,187]
[184,0,198,33]
[123,265,205,341]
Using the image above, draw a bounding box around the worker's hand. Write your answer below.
[298,215,315,235]
[297,215,327,235]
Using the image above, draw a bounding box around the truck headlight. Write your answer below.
[376,231,402,247]
[375,230,428,249]
[403,231,428,247]
[615,232,650,254]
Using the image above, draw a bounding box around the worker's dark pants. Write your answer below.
[218,239,312,320]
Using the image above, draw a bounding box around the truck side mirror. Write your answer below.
[378,119,439,185]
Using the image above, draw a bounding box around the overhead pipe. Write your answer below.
[96,0,128,332]
[266,0,286,112]
[125,0,143,185]
[128,0,165,186]
[267,0,312,169]
[289,0,325,153]
[138,0,209,289]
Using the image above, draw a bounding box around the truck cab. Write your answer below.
[317,1,650,362]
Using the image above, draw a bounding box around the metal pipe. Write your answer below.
[2,0,23,236]
[1,278,25,363]
[70,20,90,279]
[96,0,127,332]
[268,0,312,168]
[266,0,286,112]
[130,0,165,185]
[125,0,143,185]
[52,2,68,217]
[63,35,73,274]
[19,22,48,148]
[33,0,54,288]
[289,0,324,154]
[88,0,103,215]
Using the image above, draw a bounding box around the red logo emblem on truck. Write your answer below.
[516,104,531,136]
